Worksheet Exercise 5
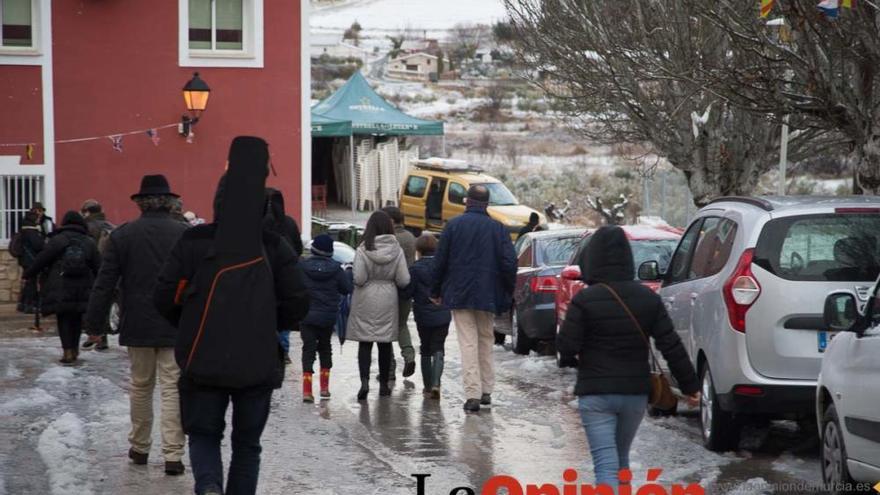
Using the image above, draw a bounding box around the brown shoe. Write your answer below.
[59,349,75,365]
[165,460,185,475]
[128,448,148,465]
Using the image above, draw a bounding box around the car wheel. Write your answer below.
[511,308,532,355]
[822,404,857,494]
[700,364,740,452]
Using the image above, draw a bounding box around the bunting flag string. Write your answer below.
[110,135,124,153]
[760,0,775,18]
[146,128,161,146]
[0,122,180,155]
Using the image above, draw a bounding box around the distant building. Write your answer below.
[388,52,439,82]
[400,39,440,55]
[474,48,494,64]
[311,34,369,62]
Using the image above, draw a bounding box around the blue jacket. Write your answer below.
[407,256,451,328]
[300,254,352,328]
[432,205,517,314]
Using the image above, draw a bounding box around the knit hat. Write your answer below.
[311,234,334,257]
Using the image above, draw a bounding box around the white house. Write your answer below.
[387,52,439,81]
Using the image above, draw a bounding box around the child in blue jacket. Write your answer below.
[408,234,451,399]
[299,235,352,402]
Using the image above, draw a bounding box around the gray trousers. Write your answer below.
[397,299,415,363]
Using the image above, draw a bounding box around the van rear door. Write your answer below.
[401,174,429,231]
[748,210,880,380]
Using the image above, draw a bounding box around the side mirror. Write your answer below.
[561,265,582,281]
[638,261,661,281]
[823,292,861,333]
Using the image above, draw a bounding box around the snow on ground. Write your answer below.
[37,412,94,495]
[0,388,58,415]
[311,0,507,35]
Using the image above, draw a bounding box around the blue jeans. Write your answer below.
[578,394,648,488]
[278,330,290,354]
[180,385,273,495]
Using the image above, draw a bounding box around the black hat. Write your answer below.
[131,174,179,200]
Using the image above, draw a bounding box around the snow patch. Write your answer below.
[727,477,772,494]
[311,0,508,35]
[3,363,22,380]
[0,388,57,415]
[567,399,579,410]
[545,390,564,401]
[37,413,94,495]
[36,367,76,386]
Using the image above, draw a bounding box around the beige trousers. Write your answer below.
[127,347,185,462]
[453,309,496,400]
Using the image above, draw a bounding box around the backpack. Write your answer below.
[60,237,89,278]
[8,232,23,258]
[175,246,281,389]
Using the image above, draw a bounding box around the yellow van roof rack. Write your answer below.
[411,157,484,173]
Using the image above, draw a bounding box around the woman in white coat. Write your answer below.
[347,211,411,400]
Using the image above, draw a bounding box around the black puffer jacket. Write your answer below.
[24,221,100,315]
[407,256,451,328]
[15,221,44,269]
[300,254,352,328]
[557,226,699,397]
[85,211,188,347]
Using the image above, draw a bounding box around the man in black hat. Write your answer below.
[155,137,309,495]
[84,174,189,475]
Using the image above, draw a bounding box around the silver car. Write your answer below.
[641,196,880,451]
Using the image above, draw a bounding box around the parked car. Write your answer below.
[554,225,681,366]
[399,158,545,240]
[638,196,880,452]
[500,228,585,355]
[818,282,880,493]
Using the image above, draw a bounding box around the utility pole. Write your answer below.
[778,114,789,196]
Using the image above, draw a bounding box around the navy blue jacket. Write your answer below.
[407,256,451,328]
[300,254,352,328]
[432,205,517,314]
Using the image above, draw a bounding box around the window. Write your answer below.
[0,174,43,245]
[667,219,704,285]
[631,239,679,276]
[0,0,33,49]
[538,236,581,267]
[689,217,738,279]
[404,176,428,198]
[179,0,263,68]
[406,64,419,72]
[477,182,519,206]
[448,182,466,205]
[754,214,880,282]
[518,242,533,268]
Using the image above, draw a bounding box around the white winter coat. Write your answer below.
[346,234,411,343]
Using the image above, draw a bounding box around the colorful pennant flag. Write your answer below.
[25,144,34,160]
[185,131,194,144]
[818,0,852,18]
[110,135,123,153]
[146,128,160,146]
[842,0,852,7]
[760,0,775,18]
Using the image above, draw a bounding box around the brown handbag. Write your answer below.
[598,283,679,411]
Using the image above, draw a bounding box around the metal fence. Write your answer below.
[0,175,45,246]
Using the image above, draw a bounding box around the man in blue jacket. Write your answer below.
[431,185,517,412]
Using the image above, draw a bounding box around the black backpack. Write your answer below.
[60,237,89,278]
[8,232,23,258]
[175,247,281,389]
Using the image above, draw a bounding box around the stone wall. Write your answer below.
[0,251,22,303]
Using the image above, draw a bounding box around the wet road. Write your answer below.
[0,319,823,495]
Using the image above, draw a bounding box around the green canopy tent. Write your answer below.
[310,71,445,215]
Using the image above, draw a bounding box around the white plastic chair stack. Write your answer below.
[331,142,351,205]
[377,139,400,207]
[355,139,378,210]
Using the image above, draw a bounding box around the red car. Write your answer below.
[554,225,683,367]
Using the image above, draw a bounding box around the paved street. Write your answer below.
[0,315,823,495]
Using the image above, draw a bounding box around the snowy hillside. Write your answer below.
[311,0,507,35]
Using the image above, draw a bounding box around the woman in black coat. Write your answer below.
[15,211,45,313]
[24,211,100,364]
[557,225,699,489]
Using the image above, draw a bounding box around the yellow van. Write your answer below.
[399,158,545,240]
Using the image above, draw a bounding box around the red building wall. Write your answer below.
[51,1,303,224]
[0,65,44,164]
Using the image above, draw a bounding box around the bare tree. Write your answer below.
[504,0,831,205]
[449,23,490,66]
[688,1,874,192]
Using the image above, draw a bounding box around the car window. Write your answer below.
[518,242,533,268]
[538,236,581,266]
[754,214,880,282]
[667,219,705,285]
[689,217,738,279]
[448,182,467,205]
[404,176,428,198]
[631,239,679,275]
[477,182,519,206]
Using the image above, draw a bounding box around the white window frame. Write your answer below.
[178,0,263,68]
[0,0,40,56]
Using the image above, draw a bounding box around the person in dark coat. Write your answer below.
[517,212,542,240]
[407,233,451,399]
[382,206,417,380]
[298,234,352,402]
[557,225,700,489]
[23,211,100,364]
[83,175,189,475]
[432,185,517,412]
[154,137,309,495]
[15,211,45,314]
[80,199,115,350]
[264,187,304,364]
[31,201,55,236]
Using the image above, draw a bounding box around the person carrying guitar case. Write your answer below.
[154,136,309,495]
